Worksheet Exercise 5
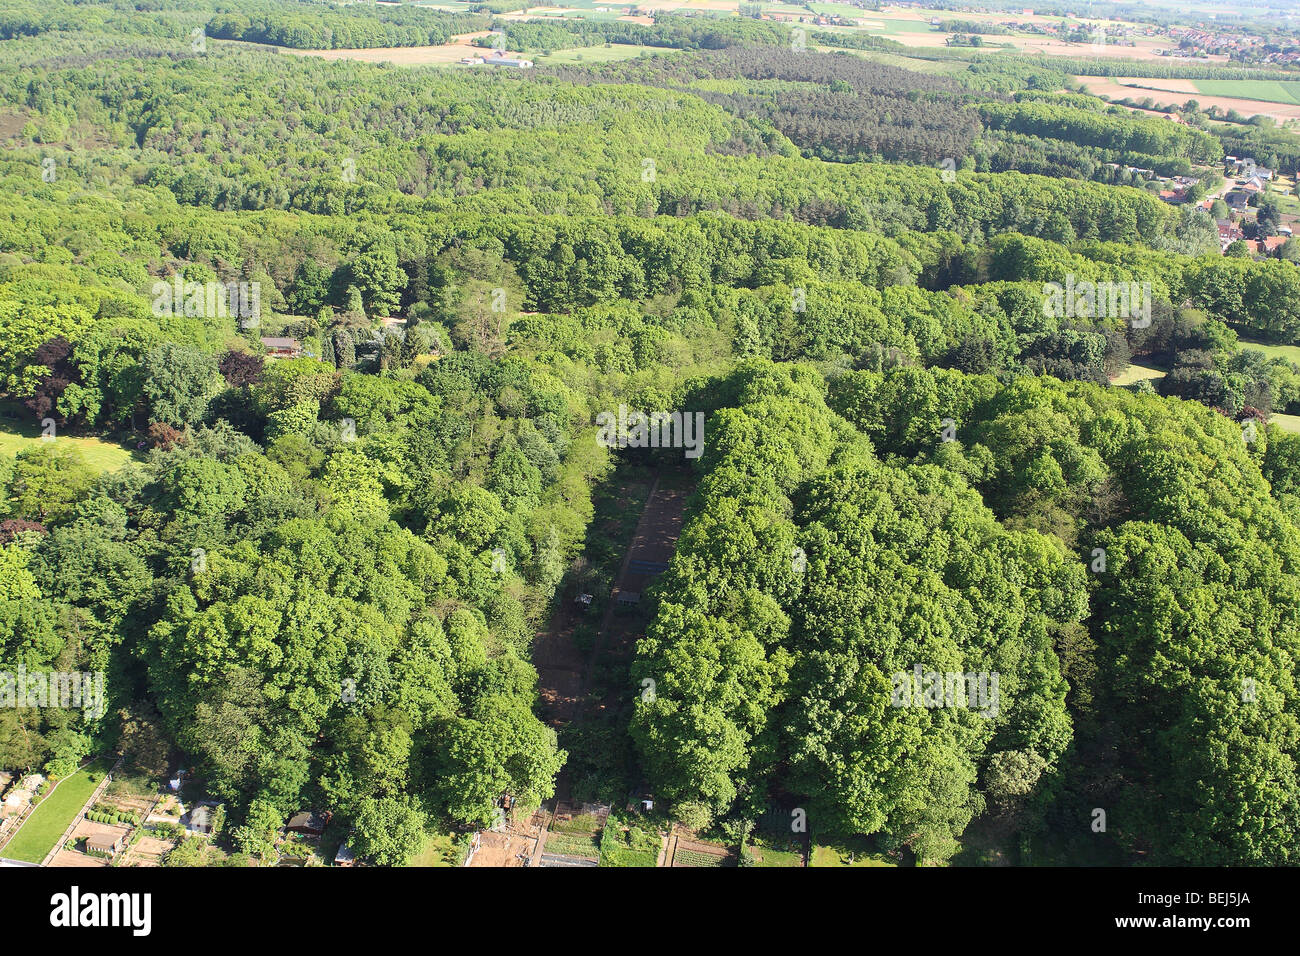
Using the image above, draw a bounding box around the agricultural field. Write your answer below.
[416,0,643,17]
[1195,80,1300,106]
[533,44,662,64]
[283,32,493,65]
[542,830,601,858]
[672,847,728,867]
[1080,77,1300,124]
[539,808,606,864]
[670,834,734,867]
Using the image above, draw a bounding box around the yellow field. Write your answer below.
[283,31,495,65]
[1110,362,1167,387]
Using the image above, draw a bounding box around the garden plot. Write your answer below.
[670,835,734,867]
[125,832,178,866]
[50,819,131,867]
[598,817,662,867]
[539,805,607,866]
[49,791,153,866]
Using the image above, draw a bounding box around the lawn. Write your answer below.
[1269,190,1300,217]
[408,831,461,867]
[1270,412,1300,435]
[1110,361,1167,387]
[0,405,137,474]
[809,838,897,867]
[745,835,804,867]
[1239,337,1300,367]
[3,759,111,863]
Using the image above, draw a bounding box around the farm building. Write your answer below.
[483,54,534,68]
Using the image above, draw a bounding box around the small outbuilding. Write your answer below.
[86,832,125,856]
[260,336,302,359]
[183,804,217,835]
[286,810,331,836]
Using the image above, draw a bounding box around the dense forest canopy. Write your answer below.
[2,0,1300,871]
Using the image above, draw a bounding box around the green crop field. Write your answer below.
[1194,80,1300,106]
[809,9,930,35]
[674,846,731,867]
[3,760,111,863]
[534,44,663,64]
